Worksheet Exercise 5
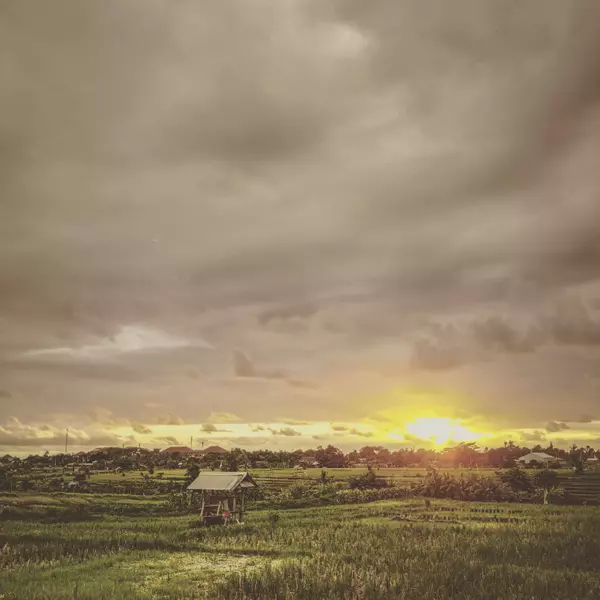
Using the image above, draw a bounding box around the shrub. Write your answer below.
[348,467,389,490]
[499,467,533,492]
[412,469,517,502]
[267,511,280,525]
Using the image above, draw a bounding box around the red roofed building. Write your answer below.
[202,445,228,455]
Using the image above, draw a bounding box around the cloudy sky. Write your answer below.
[2,0,600,454]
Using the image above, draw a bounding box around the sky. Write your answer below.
[2,0,600,454]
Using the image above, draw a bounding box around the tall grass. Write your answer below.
[2,499,600,599]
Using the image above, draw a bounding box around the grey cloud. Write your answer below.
[546,421,570,433]
[89,409,153,434]
[331,424,348,431]
[201,423,231,434]
[154,414,186,426]
[471,317,537,354]
[206,412,241,423]
[269,427,302,437]
[232,350,257,378]
[257,303,318,326]
[231,350,299,385]
[2,0,597,331]
[0,418,129,449]
[574,414,596,424]
[131,422,152,435]
[410,302,600,371]
[158,436,180,446]
[282,419,312,426]
[410,336,464,371]
[3,1,600,435]
[520,431,548,443]
[286,378,318,390]
[544,298,600,346]
[349,428,373,438]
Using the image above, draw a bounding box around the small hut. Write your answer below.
[187,472,257,525]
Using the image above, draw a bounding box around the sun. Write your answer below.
[403,417,480,447]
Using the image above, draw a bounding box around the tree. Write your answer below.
[0,468,13,492]
[185,464,200,484]
[442,442,480,467]
[499,467,533,492]
[346,450,359,465]
[222,452,239,472]
[315,445,346,468]
[534,469,560,505]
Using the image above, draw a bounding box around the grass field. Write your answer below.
[2,494,600,599]
[82,466,575,483]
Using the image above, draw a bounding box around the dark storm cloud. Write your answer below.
[544,298,600,346]
[410,298,600,371]
[2,1,600,436]
[471,318,537,354]
[232,351,258,378]
[410,326,465,371]
[231,350,312,388]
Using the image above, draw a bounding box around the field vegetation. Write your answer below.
[2,496,600,599]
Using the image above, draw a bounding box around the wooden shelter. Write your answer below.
[187,472,257,525]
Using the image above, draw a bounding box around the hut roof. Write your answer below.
[187,471,257,491]
[516,452,559,462]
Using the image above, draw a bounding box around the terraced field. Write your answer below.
[2,497,600,599]
[23,465,600,503]
[557,473,600,504]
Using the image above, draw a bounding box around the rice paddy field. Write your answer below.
[2,494,600,600]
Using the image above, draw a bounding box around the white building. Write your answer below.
[516,452,566,467]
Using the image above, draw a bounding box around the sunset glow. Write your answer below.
[403,417,483,447]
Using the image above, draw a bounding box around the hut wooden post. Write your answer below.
[186,472,257,526]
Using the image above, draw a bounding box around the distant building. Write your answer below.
[516,452,566,467]
[201,445,228,455]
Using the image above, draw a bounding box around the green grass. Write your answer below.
[2,496,600,599]
[88,469,186,482]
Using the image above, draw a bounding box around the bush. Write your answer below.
[267,511,280,525]
[411,469,517,502]
[499,467,533,492]
[348,467,389,490]
[289,482,314,499]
